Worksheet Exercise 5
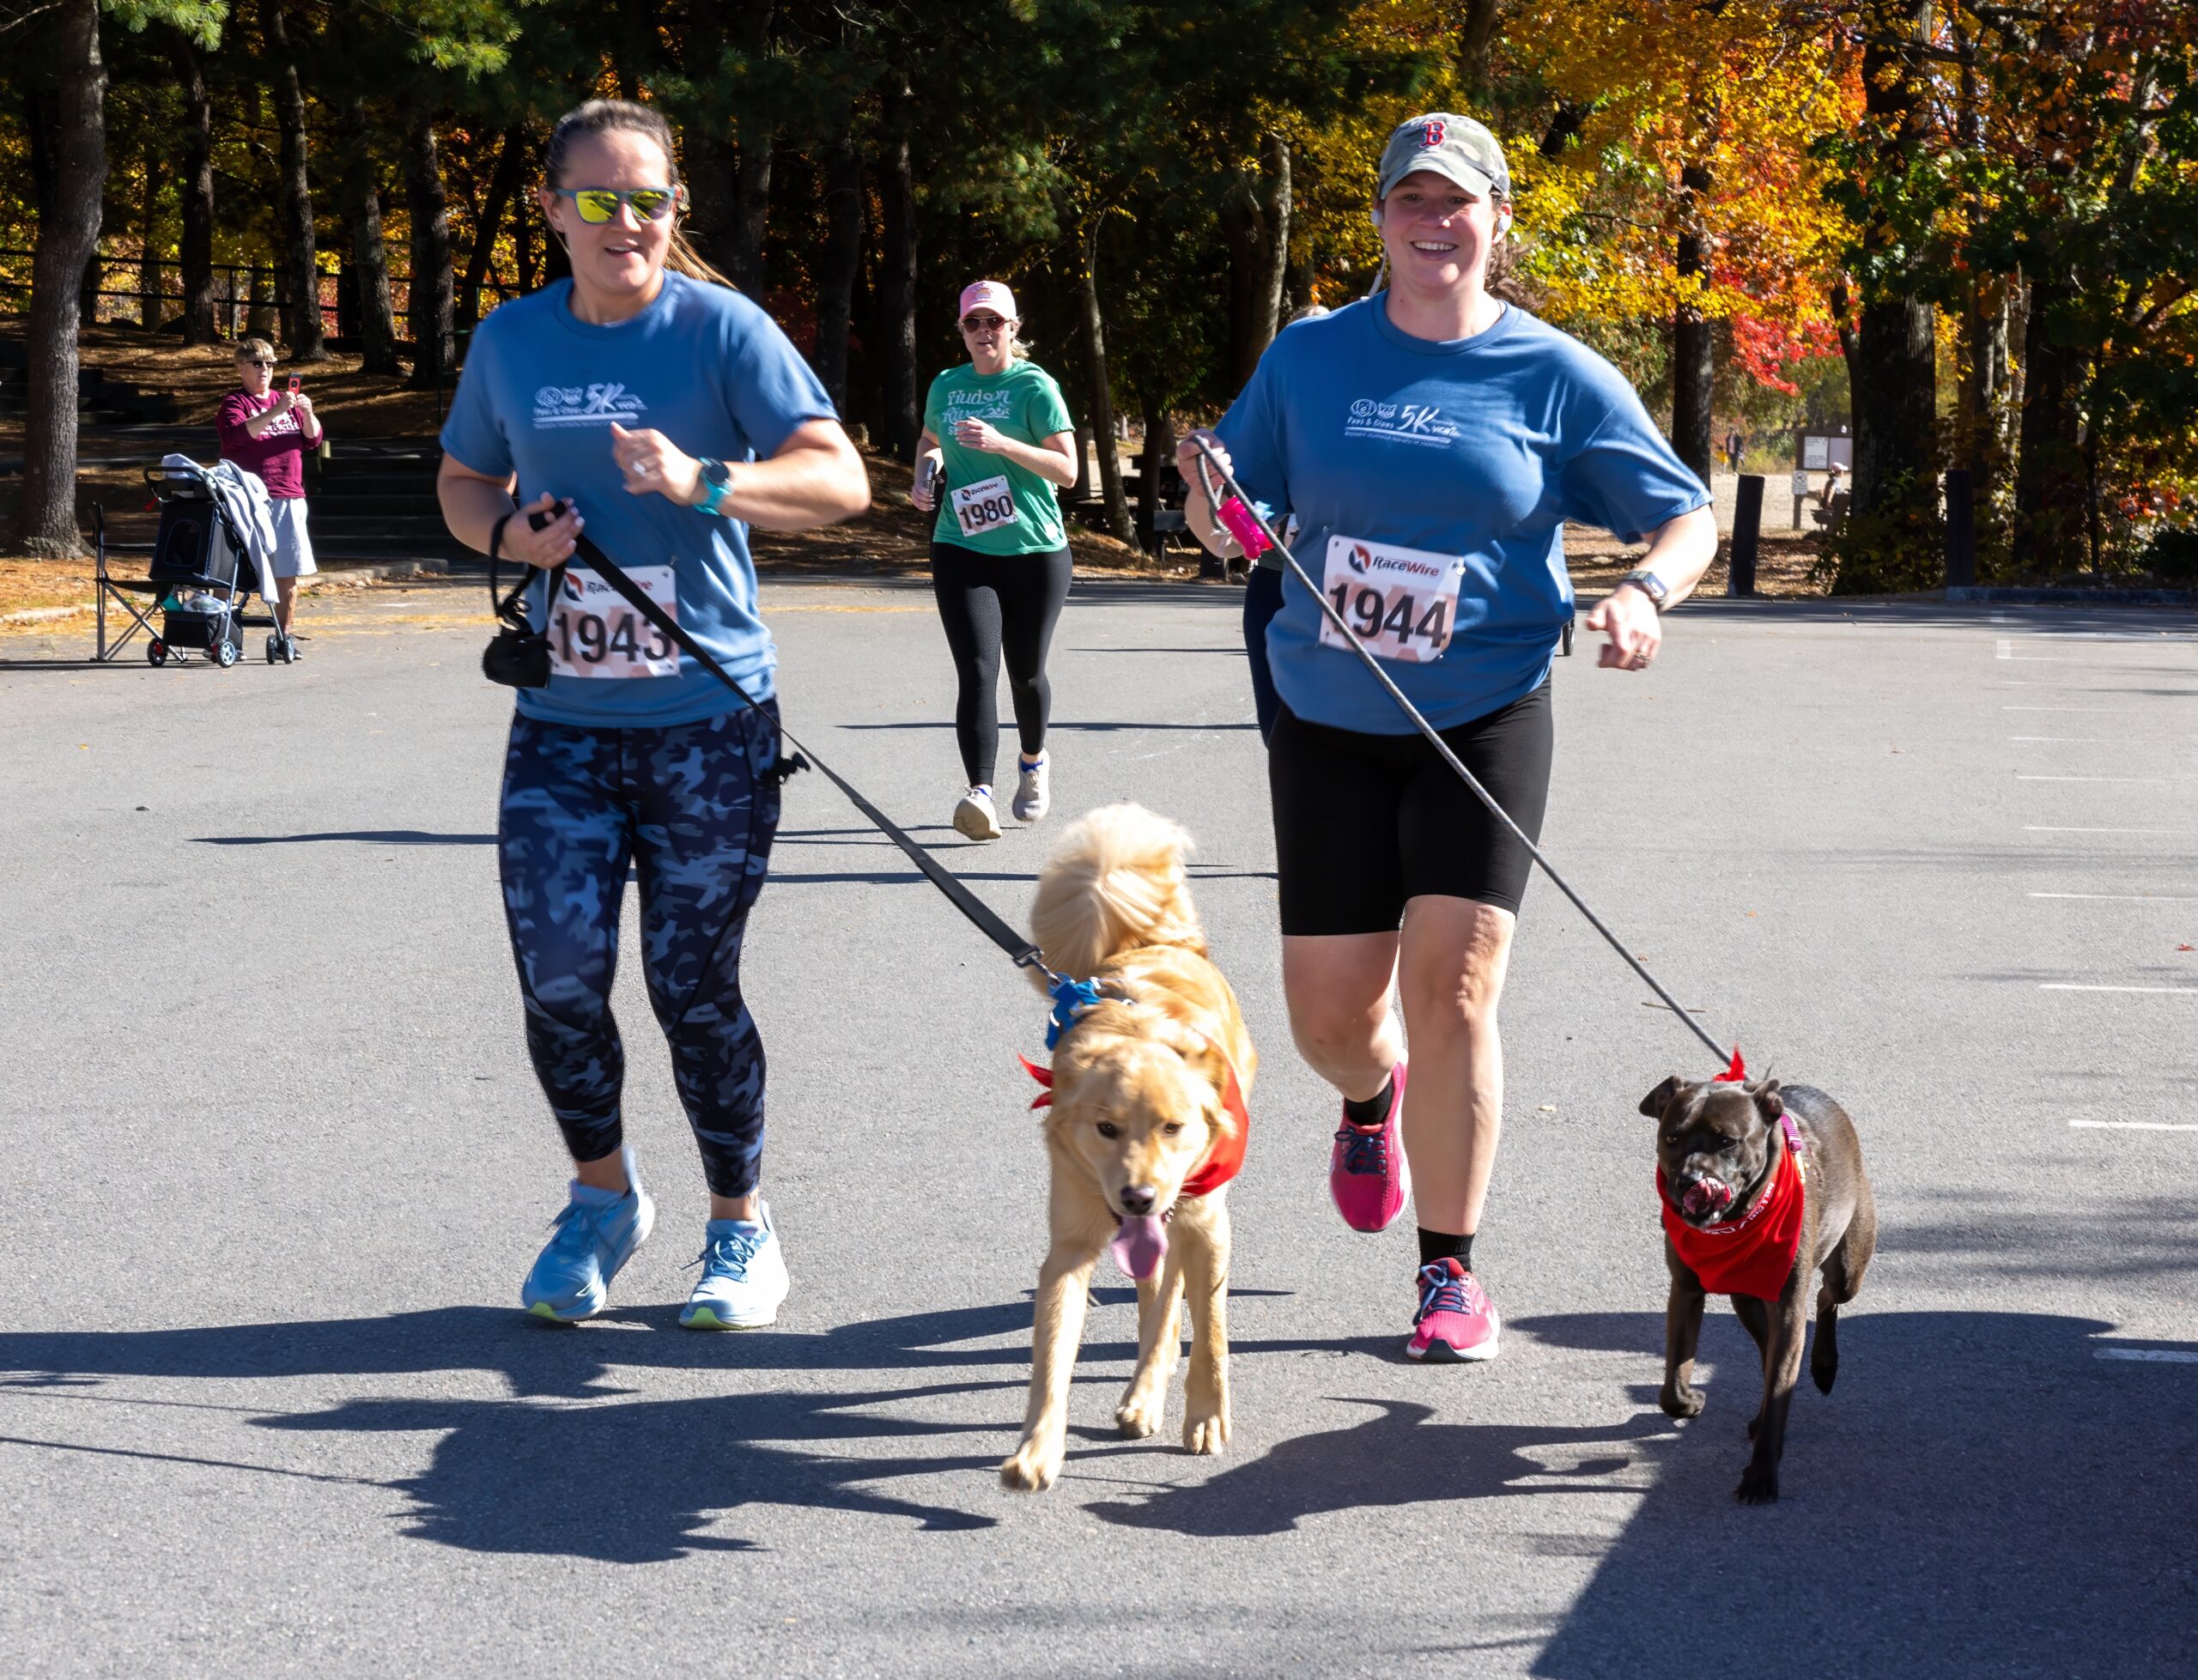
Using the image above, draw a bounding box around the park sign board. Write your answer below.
[1800,433,1853,471]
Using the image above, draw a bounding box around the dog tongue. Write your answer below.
[1110,1216,1169,1280]
[1683,1178,1734,1218]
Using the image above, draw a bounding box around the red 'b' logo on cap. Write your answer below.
[1421,119,1447,149]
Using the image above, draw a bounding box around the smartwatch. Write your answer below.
[695,458,734,517]
[1618,568,1669,611]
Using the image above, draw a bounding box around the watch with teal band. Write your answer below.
[695,458,733,517]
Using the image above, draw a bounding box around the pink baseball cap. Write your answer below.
[958,281,1017,320]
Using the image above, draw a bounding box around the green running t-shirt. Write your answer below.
[923,360,1077,555]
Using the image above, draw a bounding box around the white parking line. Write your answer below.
[2041,984,2198,994]
[2096,1349,2198,1362]
[2030,892,2198,902]
[2071,1121,2198,1132]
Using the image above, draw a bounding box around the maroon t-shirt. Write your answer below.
[216,391,317,499]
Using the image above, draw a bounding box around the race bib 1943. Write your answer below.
[951,474,1021,540]
[1319,534,1465,664]
[549,565,680,680]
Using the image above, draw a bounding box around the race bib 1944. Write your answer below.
[549,566,680,680]
[951,474,1021,539]
[1319,534,1465,664]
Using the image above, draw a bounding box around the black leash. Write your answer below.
[528,509,1062,987]
[1186,438,1731,1070]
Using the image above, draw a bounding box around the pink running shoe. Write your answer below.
[1406,1258,1501,1363]
[1328,1061,1410,1233]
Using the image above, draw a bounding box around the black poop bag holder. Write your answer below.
[481,509,568,688]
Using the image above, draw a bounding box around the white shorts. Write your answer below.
[269,498,318,579]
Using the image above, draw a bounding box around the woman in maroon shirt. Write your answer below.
[216,337,324,657]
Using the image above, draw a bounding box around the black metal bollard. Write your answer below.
[1728,474,1763,597]
[1945,469,1976,588]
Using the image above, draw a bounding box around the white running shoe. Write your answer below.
[1012,753,1050,823]
[953,785,1002,841]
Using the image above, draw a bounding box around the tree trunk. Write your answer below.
[458,125,527,333]
[1260,132,1291,344]
[138,140,162,328]
[812,100,862,405]
[682,119,739,282]
[877,75,920,458]
[2011,267,2088,575]
[515,175,538,293]
[339,100,401,374]
[1459,0,1505,94]
[1077,225,1135,548]
[1670,161,1715,484]
[1849,0,1939,522]
[261,0,325,358]
[165,29,216,344]
[404,114,455,388]
[728,1,776,294]
[16,0,106,558]
[1220,135,1293,391]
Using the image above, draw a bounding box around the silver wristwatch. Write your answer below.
[1618,568,1668,611]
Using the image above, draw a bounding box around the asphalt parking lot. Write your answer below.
[2,579,2192,1677]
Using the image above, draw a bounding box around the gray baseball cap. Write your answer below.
[1376,112,1510,203]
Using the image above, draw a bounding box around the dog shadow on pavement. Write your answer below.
[1085,1398,1674,1537]
[1515,1309,2195,1680]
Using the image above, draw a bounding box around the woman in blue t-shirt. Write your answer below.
[1181,113,1716,1364]
[436,100,870,1331]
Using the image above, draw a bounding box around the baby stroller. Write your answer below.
[95,462,288,668]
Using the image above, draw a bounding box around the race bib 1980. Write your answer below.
[951,474,1020,540]
[549,565,680,680]
[1319,535,1465,664]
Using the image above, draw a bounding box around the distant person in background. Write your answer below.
[1725,428,1746,471]
[216,337,321,659]
[910,281,1079,842]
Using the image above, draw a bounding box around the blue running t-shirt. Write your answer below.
[440,272,837,726]
[1216,295,1708,734]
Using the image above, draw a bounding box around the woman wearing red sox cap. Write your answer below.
[1181,112,1717,1363]
[910,281,1081,841]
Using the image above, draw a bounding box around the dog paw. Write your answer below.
[1116,1395,1163,1439]
[1183,1409,1230,1456]
[1734,1464,1780,1505]
[999,1441,1061,1493]
[1659,1386,1704,1421]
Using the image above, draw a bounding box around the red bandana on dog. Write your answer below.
[1017,1046,1250,1198]
[1658,1141,1805,1300]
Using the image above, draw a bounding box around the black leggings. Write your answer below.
[929,540,1073,788]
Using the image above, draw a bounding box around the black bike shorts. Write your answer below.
[1268,681,1554,936]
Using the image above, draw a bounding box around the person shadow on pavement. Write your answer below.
[0,1289,1288,1561]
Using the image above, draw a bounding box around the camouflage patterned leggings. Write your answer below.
[498,704,781,1197]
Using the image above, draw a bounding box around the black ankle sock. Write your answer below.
[1341,1073,1394,1129]
[1418,1228,1475,1271]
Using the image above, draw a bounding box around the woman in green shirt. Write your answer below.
[911,280,1079,841]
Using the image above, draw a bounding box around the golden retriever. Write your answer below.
[999,804,1256,1493]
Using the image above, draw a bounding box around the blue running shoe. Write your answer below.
[679,1202,790,1330]
[521,1149,654,1323]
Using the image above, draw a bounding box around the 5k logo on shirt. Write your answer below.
[1345,398,1461,448]
[534,383,651,428]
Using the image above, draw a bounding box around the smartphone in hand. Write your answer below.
[287,375,302,396]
